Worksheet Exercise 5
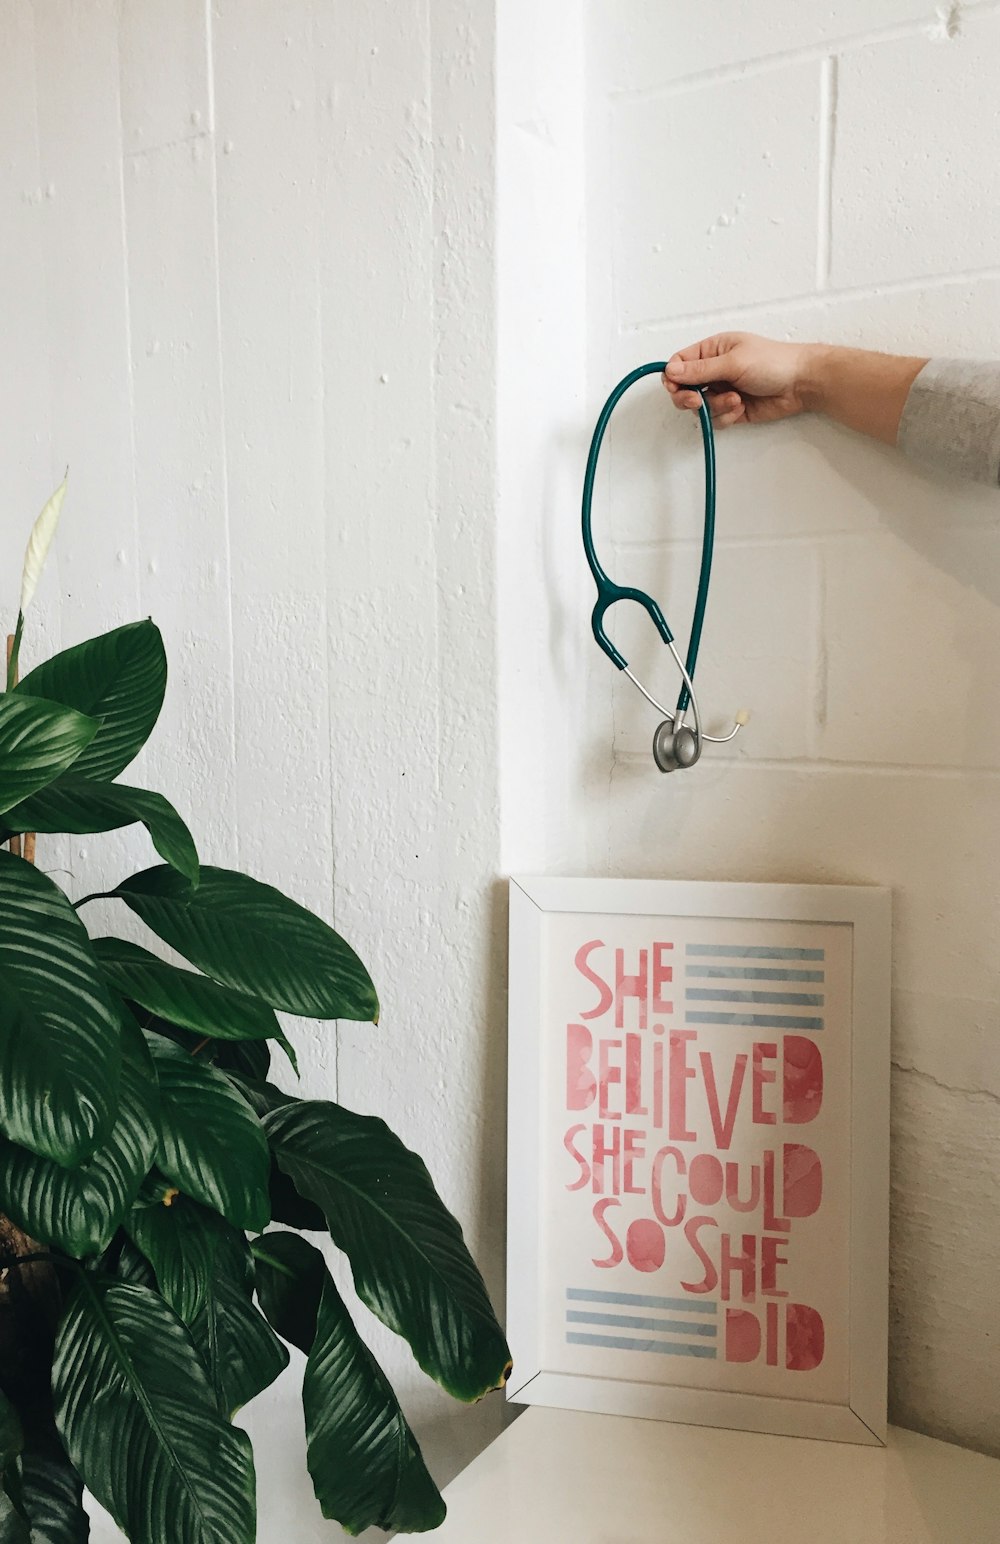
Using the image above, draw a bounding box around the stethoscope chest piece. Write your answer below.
[652,720,700,774]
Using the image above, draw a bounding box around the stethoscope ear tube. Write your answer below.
[581,361,743,771]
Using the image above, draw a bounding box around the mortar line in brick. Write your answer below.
[621,263,1000,336]
[816,56,838,291]
[615,532,881,556]
[605,15,968,105]
[811,545,828,755]
[612,751,1000,780]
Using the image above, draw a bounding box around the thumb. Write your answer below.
[665,350,736,387]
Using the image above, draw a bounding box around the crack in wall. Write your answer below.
[891,1059,1000,1106]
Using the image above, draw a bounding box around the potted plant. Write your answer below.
[0,481,511,1541]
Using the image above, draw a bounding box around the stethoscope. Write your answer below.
[582,360,747,773]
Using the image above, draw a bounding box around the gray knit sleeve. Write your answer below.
[897,358,1000,486]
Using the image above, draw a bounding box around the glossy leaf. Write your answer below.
[0,1021,158,1256]
[127,1194,287,1414]
[252,1232,326,1354]
[214,1038,272,1082]
[4,781,198,886]
[191,1272,288,1418]
[92,938,279,1044]
[0,1396,20,1470]
[305,1272,445,1535]
[229,1080,326,1229]
[144,1034,270,1231]
[0,1485,28,1544]
[228,1075,293,1119]
[52,1277,256,1544]
[104,1232,157,1289]
[0,1394,27,1544]
[18,621,167,782]
[0,696,97,815]
[0,851,121,1166]
[19,1440,89,1544]
[115,866,379,1021]
[264,1099,512,1402]
[127,1193,248,1325]
[268,1160,326,1232]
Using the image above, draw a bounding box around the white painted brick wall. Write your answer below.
[582,0,1000,1457]
[611,62,822,323]
[2,3,502,1539]
[833,10,1000,287]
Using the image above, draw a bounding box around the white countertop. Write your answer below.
[433,1407,1000,1543]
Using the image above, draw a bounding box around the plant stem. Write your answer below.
[0,1251,56,1271]
[5,613,23,693]
[72,891,115,910]
[5,632,22,858]
[190,1037,213,1057]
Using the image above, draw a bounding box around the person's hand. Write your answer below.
[663,332,814,428]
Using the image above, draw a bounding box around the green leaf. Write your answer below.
[191,1272,288,1419]
[305,1273,445,1535]
[104,1231,157,1289]
[19,1440,89,1544]
[144,1034,270,1230]
[0,1397,21,1471]
[17,621,167,782]
[227,1079,326,1229]
[0,851,121,1166]
[0,695,97,815]
[264,1099,512,1402]
[127,1192,249,1324]
[214,1038,272,1081]
[52,1276,256,1544]
[115,866,379,1021]
[0,1395,27,1544]
[4,781,198,886]
[252,1233,326,1354]
[92,938,280,1043]
[127,1195,287,1414]
[268,1161,326,1233]
[0,1484,28,1544]
[0,1020,158,1256]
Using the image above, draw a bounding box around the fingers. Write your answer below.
[712,400,746,429]
[664,347,738,387]
[664,379,746,428]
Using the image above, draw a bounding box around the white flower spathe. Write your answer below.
[19,473,68,615]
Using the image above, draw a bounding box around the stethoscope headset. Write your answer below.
[582,360,747,772]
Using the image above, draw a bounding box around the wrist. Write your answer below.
[795,344,836,414]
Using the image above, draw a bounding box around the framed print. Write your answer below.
[506,878,890,1445]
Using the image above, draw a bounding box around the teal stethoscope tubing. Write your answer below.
[581,360,715,717]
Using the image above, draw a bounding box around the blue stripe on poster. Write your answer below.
[687,965,825,981]
[566,1288,717,1315]
[685,1012,824,1031]
[567,1332,717,1359]
[567,1311,717,1337]
[686,944,825,961]
[685,988,824,1006]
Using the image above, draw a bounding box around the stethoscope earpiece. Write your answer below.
[581,362,747,773]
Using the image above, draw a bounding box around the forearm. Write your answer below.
[797,345,929,446]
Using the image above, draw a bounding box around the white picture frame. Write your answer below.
[506,877,890,1446]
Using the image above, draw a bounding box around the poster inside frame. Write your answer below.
[506,877,890,1446]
